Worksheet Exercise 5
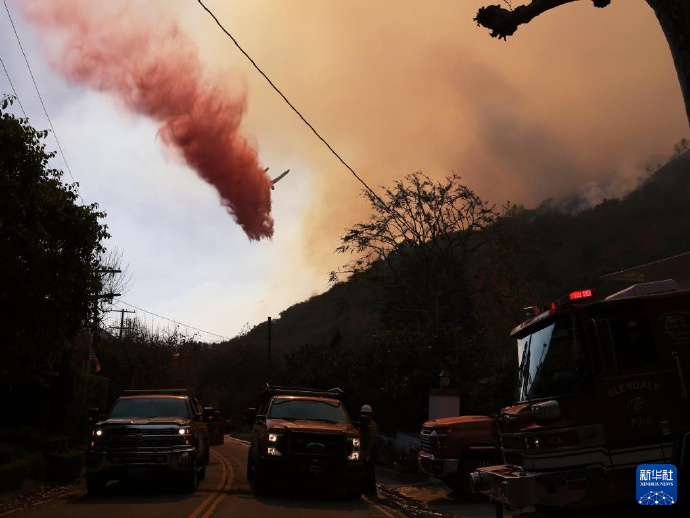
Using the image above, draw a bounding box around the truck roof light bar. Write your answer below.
[261,385,345,400]
[550,289,597,310]
[568,289,594,300]
[122,389,190,396]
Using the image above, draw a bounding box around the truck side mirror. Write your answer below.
[531,400,561,421]
[203,406,216,422]
[87,408,100,424]
[245,407,257,424]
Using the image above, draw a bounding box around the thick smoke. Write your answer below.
[21,1,273,240]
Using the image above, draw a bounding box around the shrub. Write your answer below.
[0,460,28,491]
[0,427,67,452]
[0,444,13,463]
[46,449,84,483]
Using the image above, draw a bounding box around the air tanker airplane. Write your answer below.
[264,167,291,190]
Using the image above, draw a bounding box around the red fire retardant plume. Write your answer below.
[21,1,273,240]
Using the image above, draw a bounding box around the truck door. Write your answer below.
[591,306,674,466]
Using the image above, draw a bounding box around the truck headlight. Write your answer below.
[267,447,282,456]
[347,437,361,461]
[179,427,191,435]
[91,428,104,437]
[268,433,280,442]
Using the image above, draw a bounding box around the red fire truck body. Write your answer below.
[470,280,690,514]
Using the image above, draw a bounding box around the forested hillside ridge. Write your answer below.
[514,146,690,305]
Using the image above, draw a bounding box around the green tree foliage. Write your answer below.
[0,96,109,418]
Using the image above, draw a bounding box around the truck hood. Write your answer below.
[99,417,191,426]
[266,419,358,435]
[423,415,492,429]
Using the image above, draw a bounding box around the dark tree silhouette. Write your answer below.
[0,95,109,405]
[331,172,501,328]
[475,1,690,126]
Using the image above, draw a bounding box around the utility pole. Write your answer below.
[117,308,136,339]
[267,316,272,384]
[88,268,121,373]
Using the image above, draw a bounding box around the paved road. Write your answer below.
[9,439,397,518]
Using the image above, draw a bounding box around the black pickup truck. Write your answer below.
[85,389,223,494]
[246,386,364,497]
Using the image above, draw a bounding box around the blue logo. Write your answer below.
[636,464,677,505]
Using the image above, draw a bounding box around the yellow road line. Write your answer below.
[188,450,227,518]
[201,451,234,518]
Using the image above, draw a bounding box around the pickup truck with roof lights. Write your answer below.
[246,385,364,497]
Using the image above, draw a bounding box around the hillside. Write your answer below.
[232,152,690,362]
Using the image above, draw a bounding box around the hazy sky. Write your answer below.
[1,0,686,340]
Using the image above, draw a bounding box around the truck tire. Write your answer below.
[252,461,273,495]
[181,463,199,493]
[344,480,363,499]
[86,472,106,495]
[246,452,254,481]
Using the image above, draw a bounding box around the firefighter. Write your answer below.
[359,404,379,494]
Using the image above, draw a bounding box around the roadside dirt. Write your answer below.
[0,476,84,516]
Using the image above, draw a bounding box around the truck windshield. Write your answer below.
[109,397,190,418]
[515,314,592,402]
[268,398,350,424]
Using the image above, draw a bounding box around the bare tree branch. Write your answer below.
[475,0,610,40]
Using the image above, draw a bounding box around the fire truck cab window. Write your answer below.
[596,316,656,371]
[516,315,592,402]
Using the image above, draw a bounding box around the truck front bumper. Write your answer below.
[258,456,363,488]
[469,464,608,511]
[86,448,197,474]
[418,450,458,478]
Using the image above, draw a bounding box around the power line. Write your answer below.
[3,0,83,204]
[119,300,231,341]
[0,55,28,118]
[196,0,384,205]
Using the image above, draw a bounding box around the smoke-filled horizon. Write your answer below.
[191,0,688,271]
[21,0,274,240]
[5,0,689,338]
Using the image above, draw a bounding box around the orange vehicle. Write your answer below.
[418,415,497,496]
[470,280,690,516]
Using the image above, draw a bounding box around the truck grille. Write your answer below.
[421,430,433,453]
[290,432,344,456]
[106,427,177,436]
[500,435,522,450]
[103,427,179,449]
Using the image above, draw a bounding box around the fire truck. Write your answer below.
[469,279,690,516]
